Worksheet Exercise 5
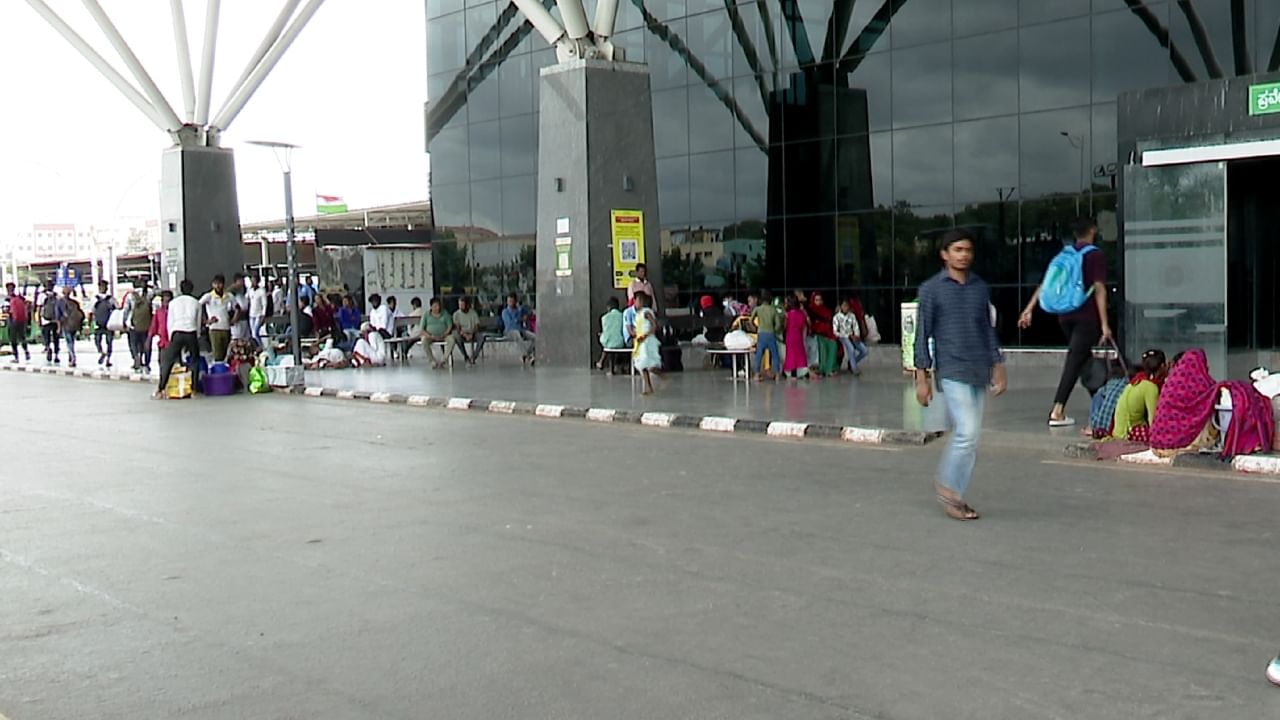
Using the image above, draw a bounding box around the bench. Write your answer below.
[600,346,634,376]
[706,346,754,383]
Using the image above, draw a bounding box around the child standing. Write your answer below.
[596,297,626,373]
[782,295,809,379]
[834,299,868,375]
[631,291,662,394]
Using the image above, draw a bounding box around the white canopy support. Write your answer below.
[556,0,591,40]
[222,0,303,115]
[22,0,173,134]
[170,0,197,123]
[212,0,328,132]
[195,0,221,126]
[79,0,182,131]
[592,0,619,40]
[511,0,573,61]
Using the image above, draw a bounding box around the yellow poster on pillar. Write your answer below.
[611,209,645,289]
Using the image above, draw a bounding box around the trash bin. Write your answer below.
[900,302,918,372]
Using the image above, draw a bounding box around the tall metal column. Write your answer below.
[284,169,301,364]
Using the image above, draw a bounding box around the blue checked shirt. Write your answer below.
[915,270,1003,388]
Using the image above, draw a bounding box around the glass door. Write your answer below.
[1122,161,1228,375]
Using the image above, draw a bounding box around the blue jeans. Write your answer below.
[753,331,781,373]
[838,337,868,371]
[938,378,987,498]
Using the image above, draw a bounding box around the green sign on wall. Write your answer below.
[1249,82,1280,115]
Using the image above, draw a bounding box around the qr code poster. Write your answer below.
[610,209,645,289]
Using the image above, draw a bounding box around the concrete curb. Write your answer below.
[1064,441,1280,478]
[1,361,941,448]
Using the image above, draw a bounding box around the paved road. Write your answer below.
[2,373,1278,719]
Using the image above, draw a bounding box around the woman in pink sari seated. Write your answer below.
[1149,349,1274,459]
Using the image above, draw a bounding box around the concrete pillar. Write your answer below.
[159,145,243,290]
[534,59,662,367]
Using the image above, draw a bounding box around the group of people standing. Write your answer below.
[744,290,870,381]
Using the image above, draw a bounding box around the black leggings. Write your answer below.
[1054,317,1101,406]
[8,320,27,356]
[158,331,201,393]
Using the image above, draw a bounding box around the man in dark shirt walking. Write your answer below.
[914,230,1007,521]
[1018,217,1110,427]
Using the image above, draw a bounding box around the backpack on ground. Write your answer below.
[1039,245,1098,314]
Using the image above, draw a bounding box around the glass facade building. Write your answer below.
[426,0,1280,345]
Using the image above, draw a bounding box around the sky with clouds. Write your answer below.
[0,1,428,235]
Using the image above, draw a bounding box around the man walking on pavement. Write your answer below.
[229,273,251,344]
[124,279,154,371]
[914,230,1007,521]
[3,282,31,363]
[1018,217,1110,427]
[92,280,117,368]
[35,279,64,365]
[248,275,268,347]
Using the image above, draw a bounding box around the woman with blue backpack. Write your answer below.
[1018,217,1112,428]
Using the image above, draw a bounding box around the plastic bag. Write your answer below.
[723,330,753,350]
[864,315,882,344]
[107,308,126,333]
[248,366,271,394]
[166,368,193,399]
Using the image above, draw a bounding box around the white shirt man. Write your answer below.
[230,289,251,341]
[249,281,268,344]
[199,290,233,331]
[167,293,201,338]
[369,302,394,338]
[271,283,286,316]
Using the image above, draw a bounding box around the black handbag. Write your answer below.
[1080,337,1128,395]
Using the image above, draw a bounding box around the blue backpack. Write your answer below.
[1039,245,1097,314]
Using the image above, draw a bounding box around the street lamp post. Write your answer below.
[1060,131,1085,216]
[247,140,302,365]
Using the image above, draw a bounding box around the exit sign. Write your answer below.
[1249,82,1280,115]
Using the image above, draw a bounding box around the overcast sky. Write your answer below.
[0,1,428,235]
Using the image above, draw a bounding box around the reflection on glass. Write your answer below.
[893,123,954,207]
[1092,8,1173,103]
[647,17,690,90]
[890,0,952,48]
[735,147,768,218]
[894,204,954,287]
[687,9,733,79]
[954,116,1018,204]
[689,82,736,153]
[839,49,891,132]
[953,30,1017,121]
[835,210,893,292]
[892,41,952,128]
[691,151,737,222]
[1019,106,1090,201]
[468,121,501,180]
[470,179,502,234]
[500,114,537,177]
[467,62,501,123]
[1090,104,1118,193]
[430,184,470,228]
[1020,0,1089,25]
[835,134,874,212]
[955,201,1020,285]
[954,0,1017,37]
[498,55,533,116]
[501,175,536,236]
[464,3,497,58]
[653,87,691,157]
[1169,0,1249,80]
[427,14,466,75]
[658,156,692,226]
[428,124,470,186]
[1019,18,1090,112]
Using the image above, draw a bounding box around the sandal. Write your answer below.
[936,484,979,521]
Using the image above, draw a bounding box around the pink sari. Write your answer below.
[1149,349,1216,451]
